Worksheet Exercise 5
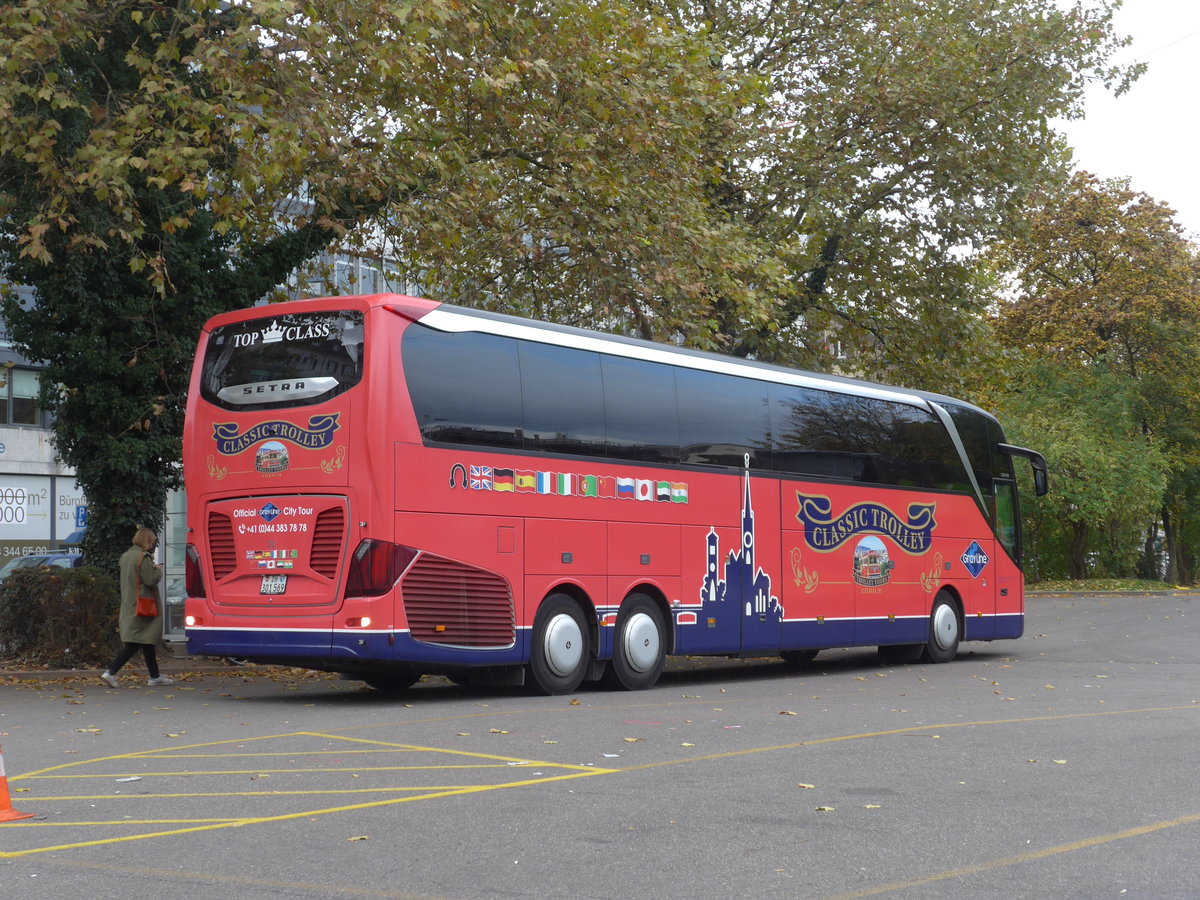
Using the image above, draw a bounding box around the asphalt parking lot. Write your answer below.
[1,591,1197,899]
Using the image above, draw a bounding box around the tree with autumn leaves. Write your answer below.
[991,172,1200,581]
[0,0,741,569]
[0,0,1145,575]
[640,0,1138,386]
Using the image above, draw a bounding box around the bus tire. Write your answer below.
[529,593,590,695]
[605,593,666,691]
[921,591,961,663]
[363,671,421,693]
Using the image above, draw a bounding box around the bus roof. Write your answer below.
[214,293,998,423]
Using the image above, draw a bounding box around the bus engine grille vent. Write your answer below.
[402,556,515,648]
[208,512,236,579]
[310,507,345,579]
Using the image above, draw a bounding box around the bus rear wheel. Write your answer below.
[604,593,666,691]
[921,591,961,663]
[528,593,589,695]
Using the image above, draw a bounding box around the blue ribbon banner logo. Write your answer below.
[795,493,937,555]
[212,414,341,456]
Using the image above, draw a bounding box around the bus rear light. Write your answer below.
[345,540,418,598]
[345,617,372,628]
[185,543,206,599]
[186,615,202,626]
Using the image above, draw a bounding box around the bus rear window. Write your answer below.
[200,311,364,411]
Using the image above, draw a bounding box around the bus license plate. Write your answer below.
[260,574,287,595]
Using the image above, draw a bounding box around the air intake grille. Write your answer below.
[208,512,236,579]
[311,506,345,579]
[403,555,515,648]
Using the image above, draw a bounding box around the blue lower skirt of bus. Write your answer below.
[187,611,1024,670]
[186,627,526,669]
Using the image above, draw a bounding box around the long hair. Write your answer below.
[131,527,157,550]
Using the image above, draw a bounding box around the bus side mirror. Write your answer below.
[998,443,1049,497]
[1032,466,1048,497]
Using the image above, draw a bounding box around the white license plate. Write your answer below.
[260,574,288,595]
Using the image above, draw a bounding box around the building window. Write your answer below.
[0,369,47,426]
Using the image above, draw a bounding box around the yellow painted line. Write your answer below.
[13,730,599,780]
[36,764,533,778]
[618,704,1200,772]
[20,786,521,800]
[139,749,425,758]
[301,730,602,769]
[819,812,1200,900]
[9,818,244,827]
[0,769,613,858]
[5,707,1195,863]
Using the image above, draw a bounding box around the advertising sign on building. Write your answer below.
[0,475,83,559]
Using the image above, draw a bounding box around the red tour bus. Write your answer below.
[183,293,1048,693]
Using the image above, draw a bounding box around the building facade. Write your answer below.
[0,288,85,559]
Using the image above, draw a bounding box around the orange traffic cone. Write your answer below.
[0,743,34,821]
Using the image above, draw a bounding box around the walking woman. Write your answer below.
[100,527,175,687]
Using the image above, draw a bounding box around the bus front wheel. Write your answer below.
[529,593,590,695]
[604,593,666,691]
[922,591,961,663]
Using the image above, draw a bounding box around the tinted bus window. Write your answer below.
[403,326,523,448]
[601,356,680,465]
[945,404,995,497]
[873,400,940,488]
[772,385,969,490]
[201,311,364,411]
[519,342,605,456]
[675,369,770,468]
[771,384,872,481]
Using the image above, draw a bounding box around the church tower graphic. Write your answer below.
[700,461,783,622]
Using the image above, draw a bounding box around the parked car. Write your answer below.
[0,552,84,582]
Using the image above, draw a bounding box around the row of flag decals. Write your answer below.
[453,463,688,503]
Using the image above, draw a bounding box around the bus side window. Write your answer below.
[519,342,605,456]
[403,327,524,449]
[601,356,680,465]
[675,369,770,468]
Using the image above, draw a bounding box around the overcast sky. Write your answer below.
[1057,0,1200,236]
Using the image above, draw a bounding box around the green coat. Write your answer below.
[118,544,163,644]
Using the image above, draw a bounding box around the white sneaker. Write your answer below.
[147,676,175,686]
[100,671,119,688]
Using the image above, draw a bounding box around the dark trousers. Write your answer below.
[106,642,160,679]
